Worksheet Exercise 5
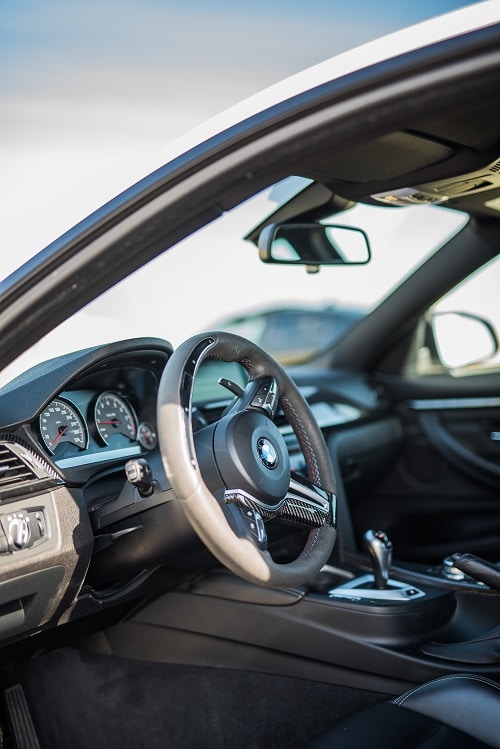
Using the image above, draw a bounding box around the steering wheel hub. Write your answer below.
[214,410,290,503]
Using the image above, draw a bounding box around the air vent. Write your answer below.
[0,445,37,486]
[489,159,500,174]
[0,437,63,500]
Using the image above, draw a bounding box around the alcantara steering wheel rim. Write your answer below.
[157,331,337,588]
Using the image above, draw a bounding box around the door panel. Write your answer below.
[417,405,500,490]
[348,383,500,565]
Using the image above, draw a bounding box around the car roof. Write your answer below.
[161,1,500,165]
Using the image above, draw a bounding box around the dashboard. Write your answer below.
[0,335,395,644]
[0,338,172,480]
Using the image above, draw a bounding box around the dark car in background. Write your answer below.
[217,304,365,365]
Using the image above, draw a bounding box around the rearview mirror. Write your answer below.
[258,223,371,267]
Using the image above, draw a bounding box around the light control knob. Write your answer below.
[7,513,31,549]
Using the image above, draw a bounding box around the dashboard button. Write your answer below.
[34,511,46,538]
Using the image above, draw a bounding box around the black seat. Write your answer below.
[312,674,500,749]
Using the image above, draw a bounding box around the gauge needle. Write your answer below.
[50,425,68,448]
[99,419,120,426]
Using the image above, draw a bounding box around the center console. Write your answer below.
[100,522,500,696]
[309,527,500,675]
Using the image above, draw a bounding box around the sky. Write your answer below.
[0,0,482,275]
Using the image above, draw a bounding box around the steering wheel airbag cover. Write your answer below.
[214,410,290,502]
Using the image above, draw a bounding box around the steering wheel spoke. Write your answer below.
[228,503,268,549]
[247,375,279,418]
[282,473,336,528]
[223,375,280,419]
[225,473,335,529]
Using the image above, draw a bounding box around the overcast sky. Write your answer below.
[1,0,481,273]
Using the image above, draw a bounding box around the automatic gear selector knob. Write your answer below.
[363,529,393,589]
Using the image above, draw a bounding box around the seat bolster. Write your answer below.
[394,674,500,749]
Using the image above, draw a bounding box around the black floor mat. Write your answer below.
[6,648,386,748]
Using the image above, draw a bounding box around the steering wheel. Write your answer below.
[157,332,337,588]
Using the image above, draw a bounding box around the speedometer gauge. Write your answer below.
[39,398,88,455]
[94,392,137,445]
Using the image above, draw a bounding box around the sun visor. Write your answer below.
[300,132,454,183]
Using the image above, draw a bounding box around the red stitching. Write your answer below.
[281,396,321,485]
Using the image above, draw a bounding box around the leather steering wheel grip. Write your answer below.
[156,331,337,588]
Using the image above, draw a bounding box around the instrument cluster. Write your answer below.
[36,367,159,469]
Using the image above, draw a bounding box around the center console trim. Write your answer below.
[329,573,425,602]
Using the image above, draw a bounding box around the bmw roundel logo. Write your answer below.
[257,437,278,469]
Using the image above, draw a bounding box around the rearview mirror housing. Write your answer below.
[258,223,371,267]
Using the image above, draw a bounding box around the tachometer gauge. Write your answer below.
[94,392,137,445]
[39,398,88,455]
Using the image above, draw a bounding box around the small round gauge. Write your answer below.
[39,398,88,455]
[94,392,137,445]
[137,422,157,450]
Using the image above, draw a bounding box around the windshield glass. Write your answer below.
[0,178,467,385]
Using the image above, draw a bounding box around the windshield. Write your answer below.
[0,178,467,385]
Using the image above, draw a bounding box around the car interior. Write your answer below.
[0,13,500,749]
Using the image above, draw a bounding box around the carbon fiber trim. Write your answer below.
[280,496,334,527]
[343,550,500,598]
[0,435,64,501]
[225,475,335,529]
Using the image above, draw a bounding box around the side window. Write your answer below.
[416,255,500,376]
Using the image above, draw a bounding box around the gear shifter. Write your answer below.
[329,530,426,602]
[329,529,424,602]
[363,529,393,589]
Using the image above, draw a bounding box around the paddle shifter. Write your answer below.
[363,529,393,589]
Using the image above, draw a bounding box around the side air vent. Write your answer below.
[0,445,37,485]
[0,437,63,501]
[489,159,500,174]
